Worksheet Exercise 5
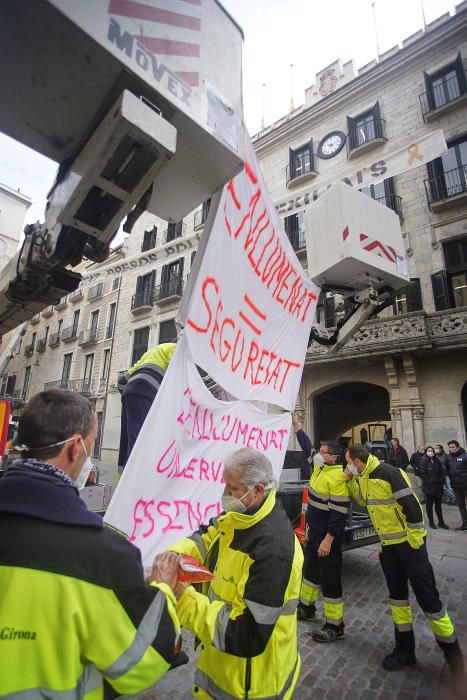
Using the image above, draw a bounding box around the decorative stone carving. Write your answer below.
[412,406,425,419]
[389,407,402,419]
[428,310,466,337]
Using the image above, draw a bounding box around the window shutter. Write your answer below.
[161,265,169,287]
[289,148,296,179]
[346,116,356,149]
[423,72,434,111]
[455,53,466,93]
[150,270,156,290]
[325,295,336,328]
[373,101,382,138]
[135,275,143,295]
[431,270,451,311]
[406,278,423,312]
[178,257,185,277]
[308,138,314,172]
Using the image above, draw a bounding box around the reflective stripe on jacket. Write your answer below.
[308,463,350,537]
[169,490,303,700]
[347,455,426,548]
[0,471,181,699]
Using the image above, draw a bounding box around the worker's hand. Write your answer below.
[317,537,332,557]
[291,413,302,433]
[150,551,180,589]
[344,466,354,481]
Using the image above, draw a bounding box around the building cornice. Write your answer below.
[0,183,32,207]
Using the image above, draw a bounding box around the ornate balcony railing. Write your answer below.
[48,332,61,347]
[88,283,104,301]
[61,325,79,342]
[43,378,92,394]
[36,338,47,353]
[69,289,84,303]
[307,308,467,362]
[131,288,155,311]
[79,328,98,345]
[286,228,307,252]
[24,343,34,357]
[419,75,466,119]
[153,277,183,304]
[375,193,403,219]
[286,156,318,186]
[424,165,467,206]
[347,118,386,155]
[42,305,54,318]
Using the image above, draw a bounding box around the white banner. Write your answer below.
[104,335,291,565]
[275,129,448,217]
[178,134,320,410]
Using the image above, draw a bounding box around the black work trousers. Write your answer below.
[379,541,442,615]
[425,494,444,525]
[303,529,343,599]
[453,488,467,526]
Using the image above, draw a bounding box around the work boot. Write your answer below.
[382,648,417,671]
[429,521,437,529]
[439,640,466,699]
[297,603,317,621]
[438,522,450,529]
[455,524,467,531]
[311,622,344,643]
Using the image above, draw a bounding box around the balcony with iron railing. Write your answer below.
[61,325,79,343]
[193,207,210,230]
[286,228,307,252]
[424,165,467,212]
[30,314,40,325]
[79,328,98,346]
[419,75,467,121]
[153,277,183,306]
[88,282,104,301]
[24,343,34,357]
[286,156,318,189]
[49,332,61,347]
[42,305,54,318]
[131,288,155,313]
[36,338,47,353]
[347,119,386,160]
[43,378,92,395]
[160,221,186,245]
[69,288,84,303]
[375,193,403,220]
[55,295,68,310]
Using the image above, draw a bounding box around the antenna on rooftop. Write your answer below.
[289,64,295,113]
[371,1,380,61]
[261,82,266,130]
[420,0,427,30]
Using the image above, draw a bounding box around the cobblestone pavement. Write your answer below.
[138,504,467,700]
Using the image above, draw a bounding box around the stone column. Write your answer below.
[389,407,403,440]
[412,405,425,448]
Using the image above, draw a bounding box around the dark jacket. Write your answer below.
[419,456,445,496]
[436,451,448,475]
[0,461,182,699]
[409,451,425,476]
[389,446,409,470]
[446,447,467,489]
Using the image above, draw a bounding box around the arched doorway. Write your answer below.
[313,382,390,445]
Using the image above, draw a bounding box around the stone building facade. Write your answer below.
[0,182,30,273]
[1,4,466,467]
[253,3,467,453]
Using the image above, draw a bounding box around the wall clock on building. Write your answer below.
[317,130,346,159]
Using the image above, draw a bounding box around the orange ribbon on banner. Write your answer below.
[407,143,424,166]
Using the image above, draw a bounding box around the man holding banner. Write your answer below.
[153,448,303,700]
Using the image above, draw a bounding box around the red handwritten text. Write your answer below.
[129,497,222,542]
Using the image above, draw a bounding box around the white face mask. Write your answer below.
[313,452,325,468]
[347,464,359,476]
[75,439,94,490]
[426,451,434,458]
[222,485,256,514]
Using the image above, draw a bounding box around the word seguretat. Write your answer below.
[187,276,301,393]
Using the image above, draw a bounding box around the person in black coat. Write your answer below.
[446,440,467,531]
[420,447,449,530]
[389,437,409,470]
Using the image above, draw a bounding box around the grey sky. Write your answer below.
[0,0,454,237]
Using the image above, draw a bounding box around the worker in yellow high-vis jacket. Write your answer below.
[154,448,303,700]
[345,444,464,680]
[0,389,184,700]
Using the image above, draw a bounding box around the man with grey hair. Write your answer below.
[154,447,304,699]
